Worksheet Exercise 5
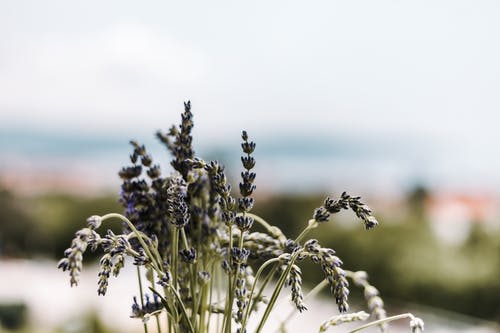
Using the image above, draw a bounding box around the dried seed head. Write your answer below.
[119,165,142,179]
[287,264,307,312]
[235,215,254,232]
[231,247,250,265]
[167,176,190,228]
[348,270,387,332]
[58,227,100,287]
[133,248,148,266]
[157,270,173,287]
[315,192,379,229]
[113,253,125,277]
[313,207,330,222]
[130,294,164,320]
[319,311,370,332]
[198,271,211,285]
[410,317,425,333]
[179,247,197,264]
[241,156,256,170]
[98,253,113,295]
[86,215,102,229]
[304,239,349,313]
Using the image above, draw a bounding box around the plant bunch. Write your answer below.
[59,102,424,333]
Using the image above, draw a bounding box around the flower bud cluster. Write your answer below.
[130,295,163,319]
[234,266,248,323]
[205,161,236,225]
[242,232,283,258]
[349,270,387,332]
[157,269,173,287]
[319,311,370,332]
[167,176,190,228]
[118,140,171,254]
[197,271,211,285]
[179,247,197,264]
[314,192,379,229]
[98,253,113,296]
[286,264,307,312]
[156,101,195,179]
[410,316,425,333]
[236,131,256,231]
[304,239,350,313]
[58,228,100,287]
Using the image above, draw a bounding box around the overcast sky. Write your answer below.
[1,1,499,192]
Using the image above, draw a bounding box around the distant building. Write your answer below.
[426,193,499,244]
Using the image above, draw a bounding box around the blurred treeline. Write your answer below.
[1,186,499,322]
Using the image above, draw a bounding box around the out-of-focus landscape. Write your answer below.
[1,1,500,332]
[1,132,499,333]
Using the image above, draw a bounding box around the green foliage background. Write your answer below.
[1,187,499,322]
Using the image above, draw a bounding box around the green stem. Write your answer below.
[173,289,196,333]
[149,270,163,333]
[229,230,244,332]
[348,313,416,333]
[160,286,179,332]
[101,214,163,273]
[136,266,149,333]
[171,227,179,330]
[248,264,278,315]
[171,227,179,291]
[255,251,302,333]
[158,287,196,333]
[240,258,280,329]
[216,264,222,333]
[240,213,287,241]
[156,315,162,333]
[180,228,198,328]
[223,225,234,333]
[206,261,215,333]
[294,219,318,243]
[198,280,209,333]
[229,229,245,328]
[277,278,329,332]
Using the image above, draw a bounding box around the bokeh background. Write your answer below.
[1,1,499,332]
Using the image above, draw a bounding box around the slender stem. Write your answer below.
[180,228,190,249]
[196,199,203,256]
[198,280,209,333]
[156,315,162,333]
[216,264,222,333]
[171,227,180,330]
[348,313,416,333]
[248,264,278,315]
[149,270,163,333]
[206,261,215,333]
[241,213,287,241]
[154,286,196,333]
[229,229,245,329]
[99,213,196,333]
[295,219,319,243]
[172,227,179,291]
[101,213,163,273]
[277,279,329,332]
[240,258,280,329]
[255,251,302,333]
[137,266,149,333]
[223,225,234,333]
[169,287,196,333]
[180,228,198,327]
[161,286,178,333]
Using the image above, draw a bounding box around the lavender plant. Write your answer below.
[58,101,424,333]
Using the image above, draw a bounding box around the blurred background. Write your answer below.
[1,1,499,332]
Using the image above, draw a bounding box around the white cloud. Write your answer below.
[0,23,207,132]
